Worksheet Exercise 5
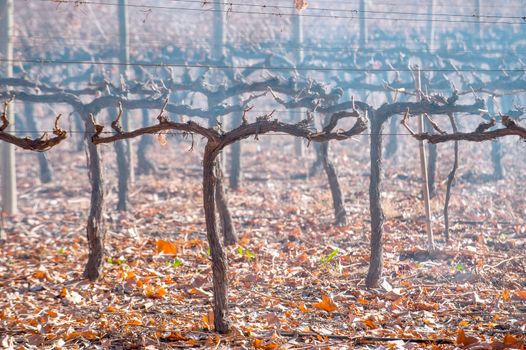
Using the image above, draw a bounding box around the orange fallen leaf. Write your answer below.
[391,297,405,310]
[296,302,310,313]
[493,314,506,322]
[412,302,439,311]
[156,240,177,255]
[297,253,308,263]
[107,305,118,313]
[124,271,136,282]
[33,271,47,280]
[254,339,280,349]
[65,330,99,341]
[144,286,166,299]
[205,334,220,346]
[364,318,379,329]
[503,334,523,348]
[127,318,143,326]
[489,334,524,350]
[502,289,511,302]
[202,310,214,331]
[357,297,369,304]
[185,339,199,346]
[456,329,479,347]
[313,294,338,312]
[188,287,213,298]
[163,332,189,341]
[59,287,68,299]
[0,309,8,320]
[183,239,205,249]
[517,290,526,301]
[64,329,77,341]
[80,330,99,340]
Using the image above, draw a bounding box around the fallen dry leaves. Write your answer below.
[0,137,525,349]
[313,294,339,312]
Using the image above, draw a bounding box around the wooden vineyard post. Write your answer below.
[115,0,132,212]
[475,0,482,44]
[212,0,228,171]
[0,0,16,216]
[359,0,367,48]
[427,0,435,51]
[292,0,305,157]
[413,67,435,252]
[229,96,242,190]
[118,0,132,177]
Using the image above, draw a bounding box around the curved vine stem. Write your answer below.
[444,113,459,243]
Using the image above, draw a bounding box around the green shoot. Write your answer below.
[321,248,339,265]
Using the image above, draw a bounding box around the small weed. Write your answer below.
[168,258,183,268]
[236,246,255,260]
[452,261,465,272]
[321,248,339,265]
[107,256,127,265]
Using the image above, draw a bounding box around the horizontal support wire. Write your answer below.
[37,0,526,25]
[2,58,525,72]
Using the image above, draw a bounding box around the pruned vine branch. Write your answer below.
[404,115,526,144]
[91,109,368,147]
[0,99,67,151]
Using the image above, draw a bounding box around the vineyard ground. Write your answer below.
[1,133,525,349]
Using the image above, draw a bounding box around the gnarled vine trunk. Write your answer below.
[215,160,237,245]
[83,115,106,281]
[319,141,347,226]
[207,100,237,245]
[308,143,323,178]
[444,113,458,242]
[203,141,230,333]
[424,118,437,197]
[366,112,384,288]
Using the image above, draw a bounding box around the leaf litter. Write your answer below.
[0,137,525,349]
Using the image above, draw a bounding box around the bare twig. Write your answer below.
[400,108,416,136]
[423,114,446,134]
[157,98,170,124]
[90,114,105,142]
[241,106,254,125]
[111,101,124,134]
[0,97,15,131]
